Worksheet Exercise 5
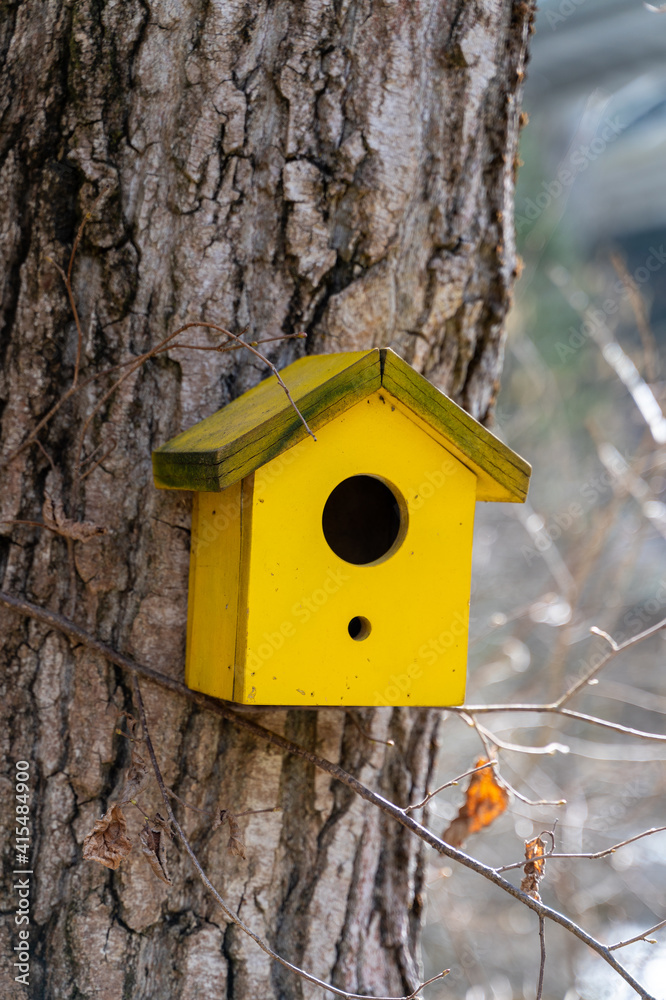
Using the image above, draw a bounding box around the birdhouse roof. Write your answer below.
[152,348,530,502]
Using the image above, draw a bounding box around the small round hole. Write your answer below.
[348,616,371,641]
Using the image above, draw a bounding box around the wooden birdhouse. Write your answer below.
[152,349,530,707]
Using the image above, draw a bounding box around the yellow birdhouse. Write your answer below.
[152,349,530,707]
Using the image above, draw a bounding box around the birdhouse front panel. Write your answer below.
[233,391,476,705]
[153,349,531,707]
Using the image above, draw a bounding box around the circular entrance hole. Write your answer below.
[322,475,404,565]
[348,616,371,641]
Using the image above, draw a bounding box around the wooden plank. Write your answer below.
[184,488,240,700]
[153,350,381,491]
[380,349,531,502]
[232,474,255,703]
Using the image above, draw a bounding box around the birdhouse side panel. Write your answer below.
[233,392,477,706]
[185,487,241,701]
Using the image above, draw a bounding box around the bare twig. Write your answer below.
[1,519,54,532]
[168,331,306,354]
[47,242,85,387]
[67,320,314,507]
[131,674,448,1000]
[474,719,570,758]
[447,705,666,743]
[0,321,310,477]
[347,711,395,747]
[0,590,657,1000]
[46,191,107,388]
[494,779,565,809]
[462,716,566,806]
[536,916,546,1000]
[404,761,496,813]
[555,615,666,708]
[590,626,619,651]
[35,438,57,473]
[79,435,118,481]
[497,826,666,873]
[609,919,666,951]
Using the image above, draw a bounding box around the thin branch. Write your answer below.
[47,193,105,387]
[536,916,546,1000]
[609,919,666,951]
[168,331,306,354]
[404,761,496,813]
[47,251,85,387]
[460,710,496,763]
[79,436,118,481]
[590,626,619,651]
[497,826,666,873]
[0,350,158,473]
[557,615,666,708]
[448,705,666,743]
[1,519,53,532]
[474,719,570,758]
[132,674,448,1000]
[462,716,566,807]
[347,711,395,748]
[35,438,57,473]
[162,787,279,822]
[495,778,565,809]
[0,589,657,1000]
[235,807,281,818]
[0,323,309,475]
[69,320,314,507]
[0,518,104,544]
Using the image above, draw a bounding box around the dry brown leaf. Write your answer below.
[42,470,106,542]
[218,809,247,859]
[140,814,172,885]
[442,758,509,848]
[520,835,547,900]
[83,803,132,870]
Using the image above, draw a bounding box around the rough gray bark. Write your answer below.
[0,1,532,998]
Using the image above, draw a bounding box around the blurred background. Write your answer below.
[423,2,666,997]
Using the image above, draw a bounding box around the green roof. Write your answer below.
[152,348,530,502]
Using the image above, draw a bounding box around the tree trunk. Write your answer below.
[0,2,532,997]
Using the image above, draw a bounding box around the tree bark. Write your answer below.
[0,2,533,997]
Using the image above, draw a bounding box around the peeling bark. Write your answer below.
[0,1,533,997]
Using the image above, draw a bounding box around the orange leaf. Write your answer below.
[442,758,508,848]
